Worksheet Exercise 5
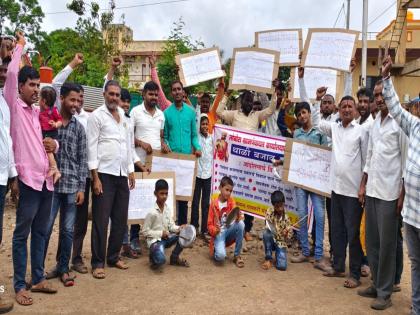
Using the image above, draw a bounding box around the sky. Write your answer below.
[40,0,420,57]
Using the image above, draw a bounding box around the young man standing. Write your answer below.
[43,83,87,286]
[357,79,407,310]
[163,80,201,225]
[87,80,135,279]
[381,56,420,315]
[4,32,58,305]
[312,88,369,289]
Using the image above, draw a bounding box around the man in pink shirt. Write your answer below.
[3,32,58,306]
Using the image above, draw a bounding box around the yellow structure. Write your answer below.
[350,2,420,102]
[104,24,166,89]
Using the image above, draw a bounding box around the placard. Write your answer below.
[302,28,359,72]
[290,67,338,102]
[283,138,332,197]
[229,47,280,94]
[128,172,176,224]
[255,29,302,66]
[147,150,197,201]
[211,124,298,223]
[176,47,225,87]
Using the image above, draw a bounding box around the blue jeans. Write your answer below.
[149,235,183,266]
[405,222,420,315]
[263,229,287,270]
[12,180,52,292]
[123,224,141,245]
[214,220,245,261]
[296,188,325,260]
[44,192,77,274]
[0,185,6,245]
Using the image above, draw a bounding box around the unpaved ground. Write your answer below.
[0,197,413,315]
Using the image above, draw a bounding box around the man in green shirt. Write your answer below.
[164,80,201,224]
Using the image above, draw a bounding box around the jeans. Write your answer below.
[263,229,287,270]
[72,178,90,265]
[296,188,325,260]
[405,222,420,315]
[44,192,77,274]
[123,224,141,245]
[214,220,245,261]
[149,235,183,266]
[0,185,6,245]
[12,180,52,292]
[191,177,211,234]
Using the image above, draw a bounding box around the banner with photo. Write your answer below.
[211,124,298,223]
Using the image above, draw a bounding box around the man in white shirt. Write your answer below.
[312,88,369,289]
[355,87,374,128]
[87,80,135,278]
[357,79,407,310]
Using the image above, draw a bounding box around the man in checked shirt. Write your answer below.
[43,83,87,287]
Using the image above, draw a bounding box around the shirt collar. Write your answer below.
[154,202,167,213]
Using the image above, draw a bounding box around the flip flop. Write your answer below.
[60,273,75,287]
[92,268,106,279]
[15,289,33,306]
[233,255,245,268]
[344,278,362,289]
[71,263,88,274]
[30,280,57,294]
[261,260,272,270]
[323,268,346,278]
[111,260,129,270]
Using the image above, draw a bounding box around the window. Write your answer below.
[407,31,412,42]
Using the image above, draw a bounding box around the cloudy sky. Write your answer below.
[40,0,420,57]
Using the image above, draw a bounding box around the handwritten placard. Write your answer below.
[255,29,302,66]
[229,47,280,94]
[290,67,338,102]
[128,172,176,224]
[147,151,197,201]
[176,47,225,87]
[283,139,332,197]
[302,28,359,72]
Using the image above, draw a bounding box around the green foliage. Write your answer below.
[157,17,216,98]
[0,0,45,46]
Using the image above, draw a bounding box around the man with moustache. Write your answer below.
[87,80,135,279]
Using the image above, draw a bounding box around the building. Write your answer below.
[350,1,420,102]
[104,24,166,90]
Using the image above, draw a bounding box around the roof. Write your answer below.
[55,83,104,112]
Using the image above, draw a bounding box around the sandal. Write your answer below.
[361,265,370,277]
[60,273,75,287]
[15,289,33,306]
[30,280,57,294]
[344,277,361,289]
[121,245,139,259]
[233,255,245,268]
[111,260,129,270]
[170,256,190,267]
[92,268,106,279]
[45,267,59,280]
[71,263,88,274]
[323,268,346,278]
[261,260,272,270]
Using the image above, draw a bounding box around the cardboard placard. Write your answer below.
[255,28,303,66]
[175,47,225,87]
[283,138,332,198]
[147,150,197,201]
[127,172,176,224]
[229,47,280,94]
[302,28,359,72]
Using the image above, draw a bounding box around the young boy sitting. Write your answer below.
[261,190,293,271]
[207,176,245,268]
[143,179,190,269]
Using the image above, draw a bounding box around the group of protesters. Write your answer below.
[0,30,419,314]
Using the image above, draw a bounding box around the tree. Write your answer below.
[157,17,216,97]
[0,0,45,46]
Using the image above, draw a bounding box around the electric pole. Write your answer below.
[361,0,368,87]
[346,0,351,29]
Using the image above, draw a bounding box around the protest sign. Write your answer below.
[176,47,225,87]
[128,172,176,224]
[255,29,302,66]
[290,67,338,102]
[302,28,359,72]
[212,124,298,222]
[283,139,332,197]
[147,151,197,201]
[229,47,280,94]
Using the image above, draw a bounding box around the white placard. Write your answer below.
[256,29,301,65]
[292,67,338,101]
[284,141,332,197]
[303,30,357,72]
[151,156,196,198]
[178,48,225,87]
[128,176,175,221]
